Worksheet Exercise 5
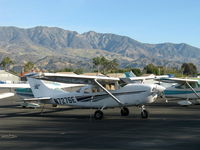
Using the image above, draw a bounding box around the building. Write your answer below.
[106,73,125,78]
[0,70,20,83]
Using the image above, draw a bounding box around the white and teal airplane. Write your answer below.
[24,73,165,120]
[158,77,200,106]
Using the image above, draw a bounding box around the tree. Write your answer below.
[93,56,119,74]
[24,62,35,72]
[57,68,73,72]
[98,56,109,74]
[181,63,197,76]
[0,57,13,70]
[92,56,103,73]
[131,68,142,76]
[143,64,159,75]
[106,58,119,73]
[74,68,83,74]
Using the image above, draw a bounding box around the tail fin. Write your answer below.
[27,77,66,98]
[124,71,136,78]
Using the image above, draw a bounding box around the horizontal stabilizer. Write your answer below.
[24,97,51,101]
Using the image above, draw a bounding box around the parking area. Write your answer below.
[0,96,200,150]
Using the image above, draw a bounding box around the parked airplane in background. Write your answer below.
[158,77,200,106]
[121,72,173,99]
[24,73,165,119]
[121,72,155,84]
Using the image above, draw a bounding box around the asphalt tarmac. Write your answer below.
[1,96,200,150]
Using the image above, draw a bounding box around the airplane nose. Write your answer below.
[155,85,166,93]
[151,84,166,94]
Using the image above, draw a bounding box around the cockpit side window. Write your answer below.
[84,88,91,94]
[76,86,92,94]
[175,83,184,89]
[175,83,189,89]
[175,82,198,89]
[189,82,198,88]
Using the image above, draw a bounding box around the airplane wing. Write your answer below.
[0,83,30,88]
[0,82,81,89]
[0,92,15,99]
[34,73,120,84]
[120,74,156,83]
[45,82,84,89]
[157,77,199,84]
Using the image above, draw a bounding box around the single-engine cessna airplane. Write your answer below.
[25,73,165,119]
[158,77,200,106]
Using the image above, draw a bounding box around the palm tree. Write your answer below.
[24,62,35,72]
[92,56,119,74]
[106,59,118,73]
[93,56,102,73]
[0,57,14,70]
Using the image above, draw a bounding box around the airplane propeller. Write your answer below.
[152,84,168,103]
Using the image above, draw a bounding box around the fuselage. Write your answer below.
[48,83,159,108]
[164,83,200,99]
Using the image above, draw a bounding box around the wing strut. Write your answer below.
[186,81,200,98]
[94,79,124,107]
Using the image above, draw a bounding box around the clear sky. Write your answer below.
[0,0,199,48]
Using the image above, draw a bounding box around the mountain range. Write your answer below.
[0,26,200,72]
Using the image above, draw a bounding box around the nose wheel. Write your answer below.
[121,107,129,116]
[140,105,149,119]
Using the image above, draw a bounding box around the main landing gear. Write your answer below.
[121,106,149,118]
[120,107,129,116]
[94,107,130,120]
[94,110,104,120]
[94,106,149,120]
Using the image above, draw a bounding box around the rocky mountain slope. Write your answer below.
[0,26,199,72]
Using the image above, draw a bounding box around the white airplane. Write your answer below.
[159,77,200,106]
[24,73,165,119]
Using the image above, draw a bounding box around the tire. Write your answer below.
[94,110,104,120]
[141,110,148,119]
[121,107,129,116]
[52,104,58,107]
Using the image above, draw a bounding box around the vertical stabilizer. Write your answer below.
[124,71,136,78]
[27,77,66,98]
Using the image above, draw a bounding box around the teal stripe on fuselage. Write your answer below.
[15,88,33,96]
[164,90,200,95]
